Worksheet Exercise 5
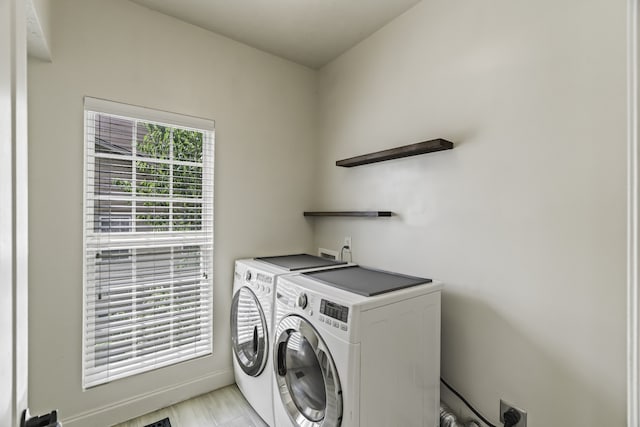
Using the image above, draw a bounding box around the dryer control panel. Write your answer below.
[234,261,274,298]
[320,299,349,323]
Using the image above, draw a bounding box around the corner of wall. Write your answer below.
[26,0,52,62]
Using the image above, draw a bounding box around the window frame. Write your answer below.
[82,97,215,389]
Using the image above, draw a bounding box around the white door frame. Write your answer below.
[629,0,640,425]
[0,0,28,426]
[0,0,16,420]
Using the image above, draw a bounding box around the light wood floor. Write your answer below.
[112,384,269,427]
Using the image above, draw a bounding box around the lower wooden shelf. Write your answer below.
[303,211,393,217]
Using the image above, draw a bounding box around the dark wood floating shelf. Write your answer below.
[304,211,393,217]
[336,138,454,168]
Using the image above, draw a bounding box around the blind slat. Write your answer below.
[84,340,212,383]
[89,299,209,324]
[89,311,211,350]
[87,302,211,332]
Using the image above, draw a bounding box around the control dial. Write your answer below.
[297,293,308,309]
[245,270,252,281]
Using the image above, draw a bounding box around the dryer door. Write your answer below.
[231,287,268,376]
[274,315,342,427]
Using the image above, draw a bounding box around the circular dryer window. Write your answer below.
[230,287,268,376]
[274,315,342,427]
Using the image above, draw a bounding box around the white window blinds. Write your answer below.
[83,98,214,388]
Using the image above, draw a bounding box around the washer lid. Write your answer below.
[303,265,431,296]
[255,254,346,271]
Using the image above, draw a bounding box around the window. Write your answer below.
[83,97,214,388]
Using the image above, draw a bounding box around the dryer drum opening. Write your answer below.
[284,331,327,421]
[230,287,268,377]
[274,315,343,427]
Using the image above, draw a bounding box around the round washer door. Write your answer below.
[274,315,342,427]
[231,287,268,376]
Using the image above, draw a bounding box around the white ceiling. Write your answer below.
[130,0,421,69]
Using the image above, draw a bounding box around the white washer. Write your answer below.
[272,266,442,427]
[231,255,348,426]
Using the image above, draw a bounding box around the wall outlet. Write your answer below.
[343,236,352,249]
[500,400,527,427]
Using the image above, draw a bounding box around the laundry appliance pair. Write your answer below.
[231,254,348,426]
[231,254,442,427]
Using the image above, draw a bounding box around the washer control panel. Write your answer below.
[276,279,352,337]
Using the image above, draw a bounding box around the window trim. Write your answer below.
[84,97,215,133]
[82,97,215,389]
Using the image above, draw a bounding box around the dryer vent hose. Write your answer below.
[440,403,481,427]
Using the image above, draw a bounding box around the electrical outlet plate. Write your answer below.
[343,236,352,248]
[500,399,527,427]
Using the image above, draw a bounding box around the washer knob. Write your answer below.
[245,270,252,281]
[297,293,308,309]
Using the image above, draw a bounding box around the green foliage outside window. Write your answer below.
[113,123,204,232]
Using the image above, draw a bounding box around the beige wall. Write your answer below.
[27,0,317,425]
[314,0,627,425]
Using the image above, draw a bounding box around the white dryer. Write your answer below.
[272,266,442,427]
[231,255,348,426]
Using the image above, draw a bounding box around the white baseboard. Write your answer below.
[63,369,234,427]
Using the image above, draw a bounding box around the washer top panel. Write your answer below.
[303,266,431,297]
[254,254,347,271]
